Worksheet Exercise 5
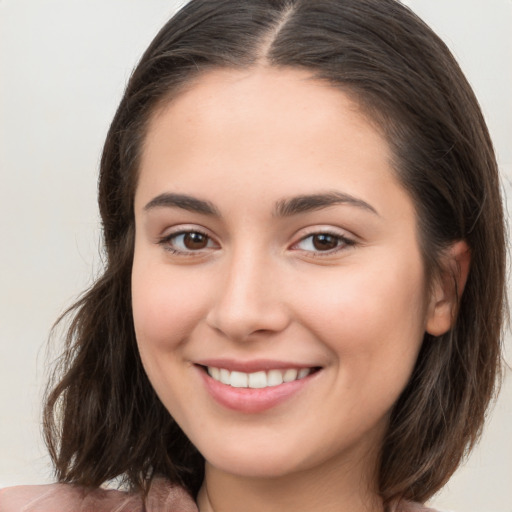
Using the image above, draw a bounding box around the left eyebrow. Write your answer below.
[273,191,379,217]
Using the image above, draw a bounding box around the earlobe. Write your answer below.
[425,240,471,336]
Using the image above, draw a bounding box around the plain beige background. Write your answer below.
[0,1,510,511]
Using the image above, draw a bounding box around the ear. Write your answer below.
[425,240,471,336]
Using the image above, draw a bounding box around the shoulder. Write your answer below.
[0,483,142,512]
[0,477,198,512]
[395,501,444,512]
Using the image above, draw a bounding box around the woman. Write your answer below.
[0,0,506,511]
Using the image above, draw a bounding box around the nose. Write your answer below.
[205,249,291,342]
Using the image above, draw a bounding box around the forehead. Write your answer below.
[136,66,411,223]
[145,67,380,153]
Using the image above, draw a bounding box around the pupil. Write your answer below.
[184,232,208,249]
[313,234,338,251]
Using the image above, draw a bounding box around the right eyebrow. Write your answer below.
[143,193,221,217]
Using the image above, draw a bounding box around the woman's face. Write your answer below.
[132,67,439,480]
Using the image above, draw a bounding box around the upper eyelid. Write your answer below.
[157,231,219,258]
[158,226,218,248]
[292,226,356,242]
[291,232,354,248]
[156,225,356,249]
[159,224,214,240]
[288,227,357,255]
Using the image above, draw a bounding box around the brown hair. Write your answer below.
[43,0,507,506]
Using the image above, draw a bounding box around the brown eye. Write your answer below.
[183,232,209,250]
[312,234,339,251]
[159,230,216,254]
[293,231,354,255]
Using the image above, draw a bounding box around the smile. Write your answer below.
[197,362,321,413]
[206,366,313,389]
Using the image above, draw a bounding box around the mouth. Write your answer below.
[201,365,318,389]
[195,362,322,413]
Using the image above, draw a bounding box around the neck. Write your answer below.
[196,452,383,512]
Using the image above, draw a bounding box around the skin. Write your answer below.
[131,67,465,512]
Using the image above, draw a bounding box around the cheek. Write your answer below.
[297,262,427,440]
[130,259,210,420]
[131,260,207,355]
[295,256,427,379]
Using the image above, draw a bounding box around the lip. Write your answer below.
[195,358,316,373]
[195,361,321,414]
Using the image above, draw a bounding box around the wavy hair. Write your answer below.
[43,0,507,506]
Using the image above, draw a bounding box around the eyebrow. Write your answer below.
[273,191,379,217]
[143,191,378,217]
[144,193,221,216]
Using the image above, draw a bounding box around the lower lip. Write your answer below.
[198,367,318,413]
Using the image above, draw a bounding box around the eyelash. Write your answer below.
[157,229,356,257]
[157,229,216,256]
[292,230,356,257]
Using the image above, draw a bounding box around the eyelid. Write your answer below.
[289,227,357,256]
[155,224,357,257]
[157,225,220,255]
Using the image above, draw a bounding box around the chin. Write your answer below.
[207,457,303,479]
[199,441,310,479]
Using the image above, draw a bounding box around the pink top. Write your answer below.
[0,478,439,512]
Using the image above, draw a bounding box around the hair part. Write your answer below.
[43,0,506,506]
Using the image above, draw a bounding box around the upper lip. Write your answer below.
[195,358,320,373]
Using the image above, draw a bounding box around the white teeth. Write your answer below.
[206,366,313,388]
[248,371,267,388]
[208,367,220,380]
[267,369,284,387]
[283,369,298,383]
[298,368,310,379]
[220,368,231,385]
[230,371,248,388]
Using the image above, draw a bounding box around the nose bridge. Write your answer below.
[206,244,289,340]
